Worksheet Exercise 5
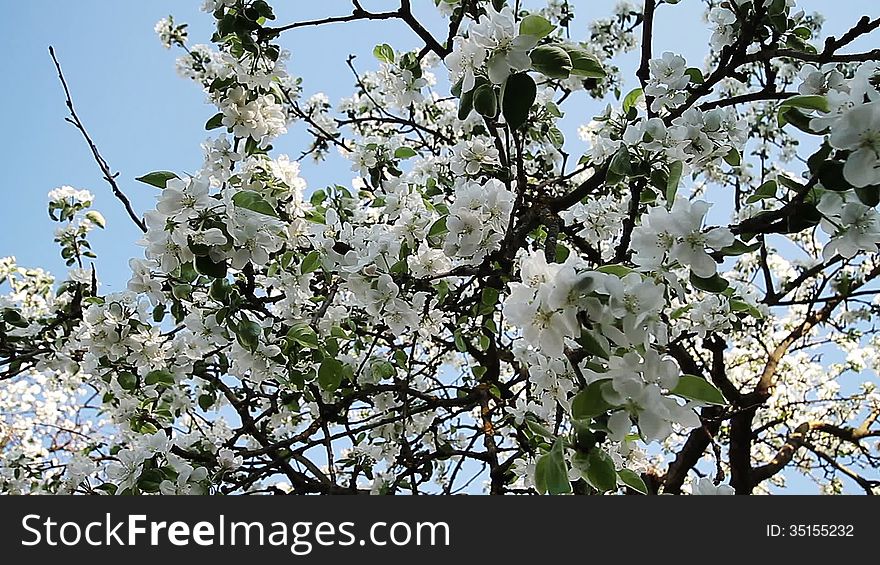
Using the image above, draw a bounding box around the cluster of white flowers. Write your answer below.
[201,0,236,12]
[0,365,97,493]
[503,251,586,358]
[796,62,880,189]
[668,107,748,165]
[105,431,210,495]
[708,3,739,50]
[560,193,627,259]
[202,136,243,186]
[154,16,187,50]
[583,349,700,443]
[585,100,746,172]
[443,179,515,265]
[347,135,405,176]
[540,0,574,25]
[48,186,94,206]
[304,182,441,339]
[686,294,737,338]
[817,192,880,260]
[447,5,538,90]
[165,26,296,149]
[708,0,797,50]
[220,86,288,144]
[646,52,690,114]
[692,476,735,495]
[0,255,104,494]
[829,100,880,188]
[373,59,432,111]
[139,149,307,278]
[502,250,701,447]
[587,1,641,57]
[798,63,847,97]
[450,138,500,176]
[632,198,734,278]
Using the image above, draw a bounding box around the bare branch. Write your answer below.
[49,47,147,233]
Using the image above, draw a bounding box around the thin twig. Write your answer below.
[49,46,147,233]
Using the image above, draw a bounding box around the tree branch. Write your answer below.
[49,47,147,233]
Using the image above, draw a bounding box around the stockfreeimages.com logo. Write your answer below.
[21,514,450,556]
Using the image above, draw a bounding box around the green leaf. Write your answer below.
[117,372,137,391]
[458,85,475,120]
[179,262,198,283]
[373,360,396,380]
[138,469,165,493]
[428,216,448,238]
[618,469,649,494]
[545,101,563,118]
[394,146,417,159]
[232,190,278,217]
[172,284,192,300]
[723,148,742,167]
[671,374,726,405]
[578,330,609,360]
[792,26,812,39]
[547,126,564,148]
[721,239,760,256]
[779,94,829,114]
[562,45,605,78]
[81,211,107,230]
[318,357,345,392]
[666,161,683,205]
[473,84,498,118]
[597,264,632,277]
[373,43,395,64]
[237,320,262,351]
[609,146,632,176]
[780,107,826,134]
[730,299,763,319]
[195,255,227,279]
[534,439,571,495]
[144,370,175,386]
[427,216,449,249]
[198,394,216,411]
[287,323,319,349]
[555,242,570,263]
[583,448,617,493]
[525,418,555,439]
[453,331,468,353]
[2,309,27,328]
[519,14,556,39]
[689,271,729,293]
[530,45,572,79]
[782,202,822,233]
[502,72,537,131]
[205,112,225,130]
[481,287,500,307]
[571,379,614,421]
[817,161,852,192]
[152,303,166,323]
[622,88,643,114]
[684,67,705,84]
[778,95,829,128]
[300,251,321,274]
[808,142,833,176]
[135,171,179,189]
[855,185,880,208]
[746,180,778,203]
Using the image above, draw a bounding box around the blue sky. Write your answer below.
[1,0,877,493]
